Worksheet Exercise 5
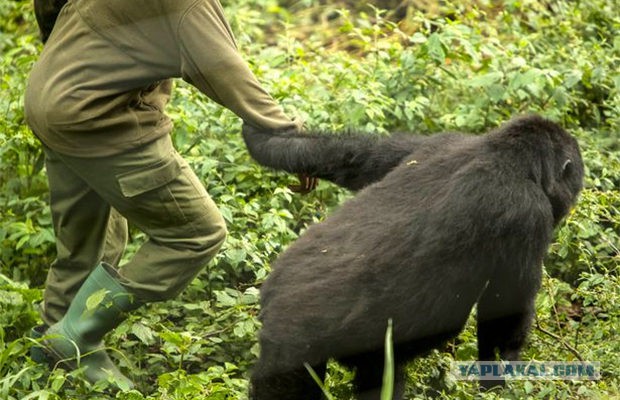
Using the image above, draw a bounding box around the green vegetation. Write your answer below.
[1,0,618,398]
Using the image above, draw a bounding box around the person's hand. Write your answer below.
[288,174,319,194]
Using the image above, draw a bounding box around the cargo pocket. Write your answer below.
[115,154,186,227]
[117,155,181,198]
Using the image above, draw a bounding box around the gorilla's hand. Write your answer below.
[288,174,319,194]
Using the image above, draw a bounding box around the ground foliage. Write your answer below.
[0,0,618,398]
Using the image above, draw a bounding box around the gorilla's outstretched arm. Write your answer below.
[242,124,428,190]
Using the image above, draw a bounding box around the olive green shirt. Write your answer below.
[25,0,299,157]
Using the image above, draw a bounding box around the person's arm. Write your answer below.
[177,0,300,133]
[177,1,317,192]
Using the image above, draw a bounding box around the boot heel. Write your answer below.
[28,324,50,364]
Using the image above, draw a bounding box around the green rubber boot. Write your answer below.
[43,263,141,390]
[28,324,49,363]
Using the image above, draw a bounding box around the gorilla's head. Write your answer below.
[489,115,584,225]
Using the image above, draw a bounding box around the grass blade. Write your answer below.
[381,318,395,400]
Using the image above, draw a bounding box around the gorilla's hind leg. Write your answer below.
[476,270,539,390]
[343,353,406,400]
[250,363,327,400]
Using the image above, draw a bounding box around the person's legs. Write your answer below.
[43,135,226,387]
[30,148,127,365]
[55,135,227,302]
[42,146,127,327]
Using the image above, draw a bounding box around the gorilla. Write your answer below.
[241,115,584,400]
[33,0,68,42]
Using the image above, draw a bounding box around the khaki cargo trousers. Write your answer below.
[42,135,227,326]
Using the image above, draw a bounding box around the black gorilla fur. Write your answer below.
[242,115,584,400]
[33,0,68,42]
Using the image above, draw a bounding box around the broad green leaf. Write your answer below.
[85,289,108,311]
